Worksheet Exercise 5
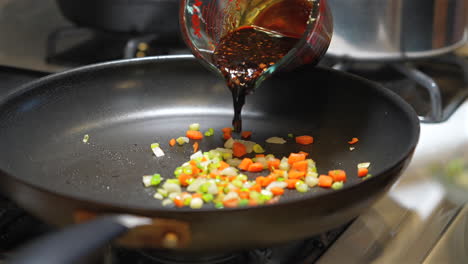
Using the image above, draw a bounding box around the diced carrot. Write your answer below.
[292,160,308,172]
[201,156,207,162]
[209,172,219,179]
[193,142,199,153]
[296,135,314,145]
[239,191,250,199]
[268,159,280,170]
[255,176,266,186]
[222,127,233,133]
[318,175,333,188]
[228,176,237,182]
[256,154,265,158]
[223,132,232,140]
[270,187,285,196]
[231,188,241,194]
[248,199,258,206]
[248,162,264,172]
[219,161,230,171]
[250,184,261,192]
[233,142,247,158]
[288,153,306,164]
[169,138,176,147]
[174,198,184,208]
[358,167,369,177]
[348,137,359,144]
[328,170,346,182]
[238,158,253,171]
[192,193,203,198]
[223,198,239,208]
[288,170,306,179]
[186,130,203,140]
[178,174,192,186]
[263,175,276,187]
[272,169,285,177]
[285,179,299,189]
[266,196,280,204]
[241,131,252,139]
[191,165,201,175]
[299,151,309,157]
[190,160,197,166]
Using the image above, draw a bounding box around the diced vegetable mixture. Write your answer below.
[141,123,371,209]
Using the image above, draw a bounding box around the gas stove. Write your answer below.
[0,50,467,263]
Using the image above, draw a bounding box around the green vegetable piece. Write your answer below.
[204,131,212,136]
[150,174,162,186]
[288,133,294,138]
[176,137,186,145]
[362,174,373,180]
[222,152,232,160]
[215,202,224,209]
[82,134,89,143]
[295,181,309,192]
[253,144,265,154]
[232,179,243,188]
[239,199,249,206]
[237,174,248,181]
[157,188,168,197]
[202,193,214,202]
[166,179,180,185]
[184,197,192,206]
[277,177,285,181]
[150,143,160,149]
[183,166,193,175]
[189,123,200,131]
[174,167,183,177]
[199,182,210,193]
[332,181,344,190]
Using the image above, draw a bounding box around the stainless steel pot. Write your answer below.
[327,0,468,60]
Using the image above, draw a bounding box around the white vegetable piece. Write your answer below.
[142,175,153,187]
[162,182,181,193]
[223,191,239,201]
[266,181,288,191]
[358,162,371,169]
[207,182,218,195]
[187,178,207,192]
[190,197,204,209]
[153,193,164,200]
[266,137,286,144]
[305,176,319,187]
[224,138,235,149]
[190,151,203,160]
[151,146,165,157]
[215,148,233,153]
[226,158,242,167]
[220,167,238,176]
[162,199,174,207]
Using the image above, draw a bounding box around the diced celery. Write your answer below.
[253,144,265,153]
[202,193,214,202]
[215,202,224,209]
[239,199,249,206]
[295,181,309,192]
[150,143,160,149]
[150,174,162,186]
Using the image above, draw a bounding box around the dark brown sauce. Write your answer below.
[212,0,312,131]
[212,26,299,131]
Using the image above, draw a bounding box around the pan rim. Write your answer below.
[0,55,420,214]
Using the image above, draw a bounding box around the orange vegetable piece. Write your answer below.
[223,132,232,140]
[218,161,230,171]
[358,167,369,177]
[239,191,250,199]
[222,127,233,133]
[193,142,199,153]
[238,158,253,171]
[270,187,285,196]
[318,175,333,188]
[241,131,252,139]
[178,174,192,186]
[288,170,306,179]
[348,137,359,144]
[292,160,308,172]
[250,184,262,192]
[299,151,309,157]
[174,197,184,207]
[288,153,306,164]
[256,154,265,158]
[268,159,280,170]
[248,199,258,206]
[255,176,266,186]
[296,135,314,145]
[191,165,201,175]
[223,198,239,208]
[328,170,346,182]
[263,175,276,187]
[233,142,247,158]
[285,179,299,189]
[192,193,203,198]
[169,138,176,147]
[248,162,264,172]
[186,130,203,140]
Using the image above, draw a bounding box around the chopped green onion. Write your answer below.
[332,181,344,190]
[189,123,200,131]
[253,144,265,153]
[202,193,214,202]
[82,134,89,143]
[295,181,309,192]
[190,197,203,209]
[239,199,249,206]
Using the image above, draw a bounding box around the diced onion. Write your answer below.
[162,182,181,193]
[226,158,242,167]
[189,123,200,131]
[215,148,233,153]
[190,197,204,209]
[305,176,319,187]
[266,137,286,144]
[332,181,344,190]
[190,151,203,160]
[82,134,89,143]
[162,199,174,207]
[153,193,164,200]
[358,162,371,169]
[142,175,153,187]
[224,138,235,149]
[220,167,238,176]
[295,181,309,192]
[187,178,207,192]
[223,191,239,201]
[266,181,288,190]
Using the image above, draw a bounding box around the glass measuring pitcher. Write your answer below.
[180,0,333,89]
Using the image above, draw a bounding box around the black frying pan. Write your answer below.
[0,56,419,264]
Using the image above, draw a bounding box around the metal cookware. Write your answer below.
[0,56,419,263]
[327,0,468,60]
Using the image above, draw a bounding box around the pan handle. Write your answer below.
[8,215,152,264]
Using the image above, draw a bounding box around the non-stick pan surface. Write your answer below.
[0,56,419,254]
